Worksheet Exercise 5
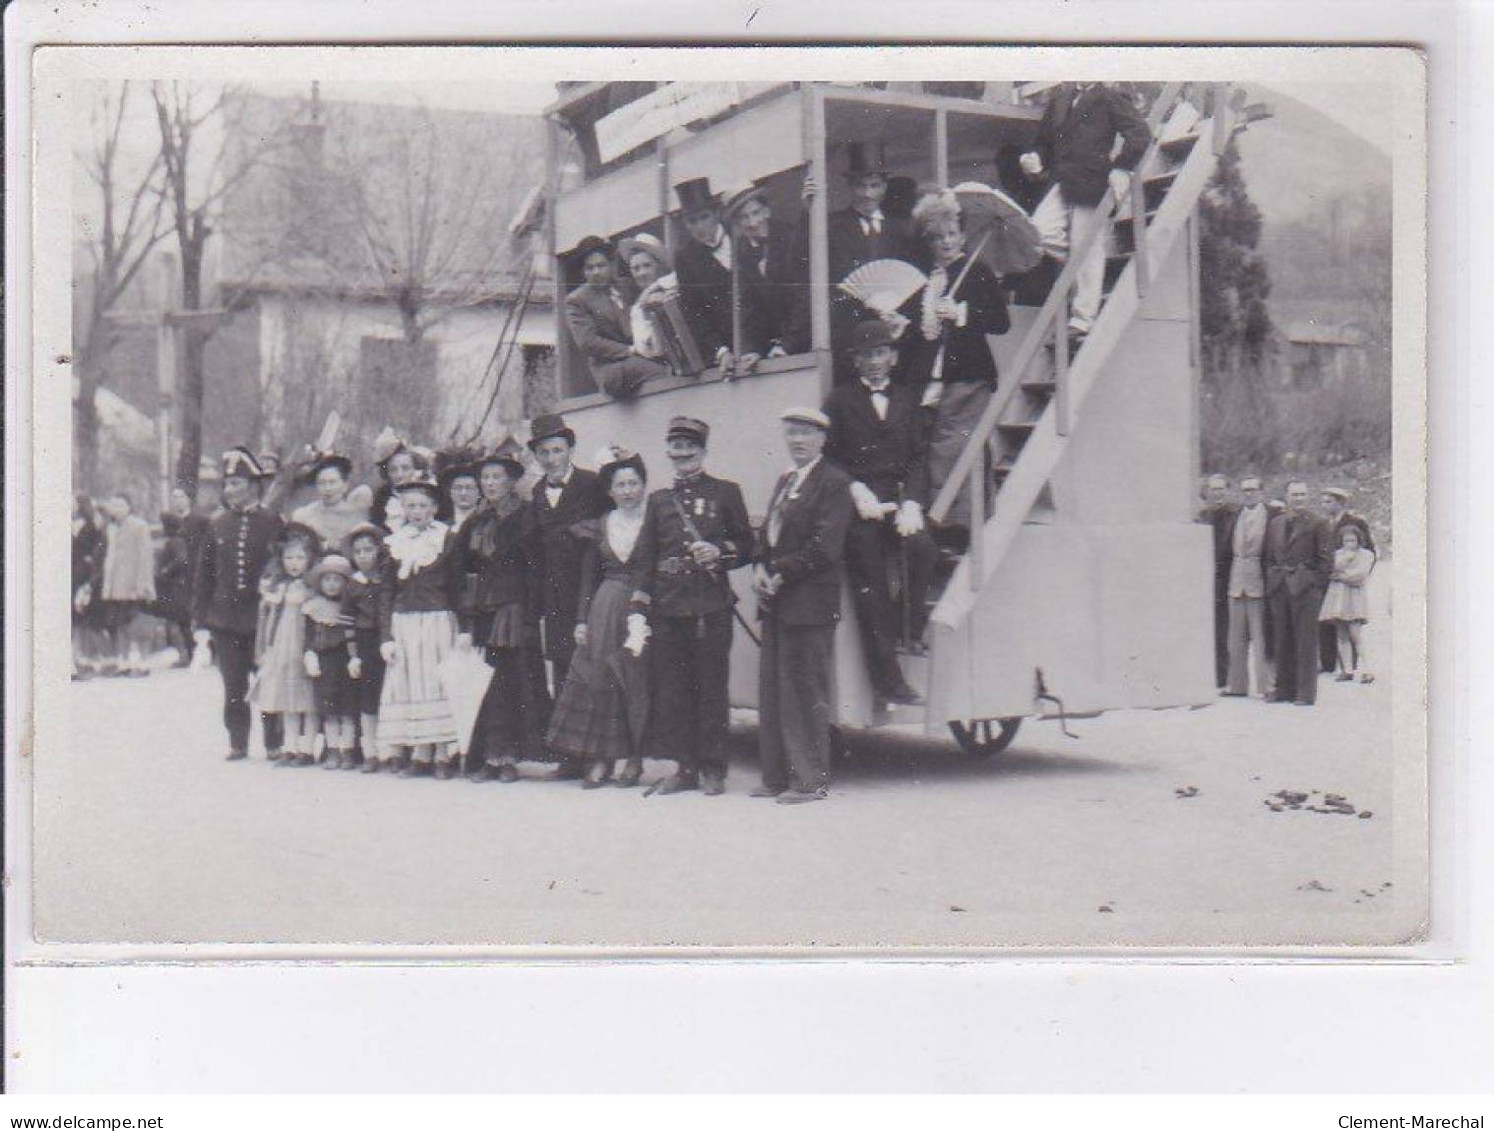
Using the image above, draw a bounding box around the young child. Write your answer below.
[252,525,321,766]
[378,476,463,778]
[303,554,359,770]
[343,524,389,773]
[1319,525,1376,684]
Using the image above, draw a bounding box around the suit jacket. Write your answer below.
[1265,509,1335,598]
[192,504,286,636]
[526,468,607,626]
[827,208,917,286]
[737,219,811,355]
[1034,83,1152,207]
[1199,501,1240,573]
[757,459,854,627]
[1226,503,1270,599]
[897,254,1010,388]
[564,282,638,366]
[822,380,932,507]
[674,234,736,358]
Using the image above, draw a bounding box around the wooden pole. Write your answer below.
[803,86,832,385]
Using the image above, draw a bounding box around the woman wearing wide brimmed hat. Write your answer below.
[564,234,671,398]
[617,232,678,364]
[291,450,374,549]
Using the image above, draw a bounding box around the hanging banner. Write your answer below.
[594,82,771,165]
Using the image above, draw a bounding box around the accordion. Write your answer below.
[645,290,709,377]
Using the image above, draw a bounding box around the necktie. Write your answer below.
[767,473,795,547]
[860,215,882,237]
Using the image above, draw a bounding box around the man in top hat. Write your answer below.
[672,177,755,378]
[627,416,753,795]
[1198,473,1238,689]
[1318,485,1376,673]
[290,451,373,550]
[193,447,287,761]
[564,234,670,398]
[1264,480,1336,706]
[752,407,855,804]
[720,179,811,360]
[525,413,607,777]
[1020,82,1151,347]
[822,319,936,706]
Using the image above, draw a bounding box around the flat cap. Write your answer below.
[780,406,830,430]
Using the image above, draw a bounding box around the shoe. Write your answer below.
[434,760,456,780]
[777,789,828,805]
[615,758,644,788]
[343,754,361,771]
[225,749,248,762]
[360,757,380,774]
[653,771,699,796]
[1359,673,1376,684]
[495,763,520,783]
[400,760,432,778]
[749,785,786,798]
[266,749,282,762]
[1334,672,1354,682]
[545,760,586,782]
[467,763,497,783]
[323,751,342,770]
[700,769,726,796]
[582,761,614,789]
[1293,700,1313,707]
[274,753,299,768]
[1219,691,1248,698]
[298,753,315,767]
[1267,696,1294,704]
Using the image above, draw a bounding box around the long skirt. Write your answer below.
[378,610,459,750]
[926,380,995,530]
[546,577,647,762]
[252,604,316,714]
[468,606,552,765]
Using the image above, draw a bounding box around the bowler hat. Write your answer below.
[849,319,897,353]
[528,413,576,450]
[845,140,890,180]
[221,446,272,481]
[666,416,710,446]
[674,177,719,215]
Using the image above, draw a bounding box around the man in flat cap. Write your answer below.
[628,416,753,795]
[672,177,754,379]
[1198,473,1238,689]
[752,407,855,804]
[822,319,935,706]
[193,447,286,761]
[526,413,607,777]
[564,234,670,398]
[1318,485,1376,674]
[721,179,811,360]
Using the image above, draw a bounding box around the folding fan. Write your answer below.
[837,258,929,314]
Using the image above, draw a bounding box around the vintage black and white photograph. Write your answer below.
[26,46,1427,949]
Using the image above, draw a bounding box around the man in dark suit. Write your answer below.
[672,177,755,378]
[192,447,285,761]
[1318,485,1377,673]
[525,413,607,777]
[1198,474,1238,689]
[1020,82,1151,344]
[823,320,935,706]
[752,408,855,804]
[1265,480,1336,706]
[720,180,811,358]
[627,416,754,796]
[564,234,669,398]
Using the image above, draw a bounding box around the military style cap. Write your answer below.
[221,446,272,480]
[666,416,710,446]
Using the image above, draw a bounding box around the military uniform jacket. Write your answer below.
[527,468,607,623]
[630,472,753,619]
[192,504,285,636]
[823,380,932,506]
[756,460,855,627]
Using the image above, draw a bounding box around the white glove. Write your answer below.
[348,656,363,680]
[624,613,650,658]
[380,641,397,663]
[1020,151,1044,177]
[895,499,925,537]
[849,481,885,522]
[190,629,212,671]
[303,650,321,678]
[1108,167,1133,201]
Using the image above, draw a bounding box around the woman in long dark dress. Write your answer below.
[546,451,651,788]
[454,453,551,782]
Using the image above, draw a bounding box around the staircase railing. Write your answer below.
[927,82,1238,590]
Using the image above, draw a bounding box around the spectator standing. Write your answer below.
[1265,480,1335,706]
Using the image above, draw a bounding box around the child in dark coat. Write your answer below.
[303,554,359,769]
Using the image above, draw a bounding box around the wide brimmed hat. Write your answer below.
[308,554,353,588]
[221,446,273,481]
[372,427,409,469]
[849,319,897,353]
[666,415,710,446]
[392,475,442,502]
[310,450,353,479]
[476,452,525,480]
[528,413,576,450]
[674,177,718,215]
[845,140,890,180]
[617,232,672,272]
[575,234,616,262]
[342,522,386,552]
[720,179,768,221]
[598,451,648,496]
[780,406,830,431]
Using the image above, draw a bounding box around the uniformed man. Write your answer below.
[192,447,286,761]
[627,416,753,795]
[1318,485,1376,673]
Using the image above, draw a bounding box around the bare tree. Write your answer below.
[74,81,170,494]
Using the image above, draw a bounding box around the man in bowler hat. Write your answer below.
[525,413,607,778]
[752,407,855,804]
[627,416,753,795]
[192,447,286,760]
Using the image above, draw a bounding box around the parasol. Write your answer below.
[951,181,1043,278]
[441,643,496,759]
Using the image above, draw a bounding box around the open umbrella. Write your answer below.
[951,181,1043,277]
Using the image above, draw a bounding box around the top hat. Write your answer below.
[780,406,831,431]
[674,177,719,215]
[720,179,768,221]
[849,319,898,353]
[528,413,577,450]
[666,415,710,446]
[221,446,272,481]
[617,232,672,272]
[845,140,890,180]
[574,234,616,263]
